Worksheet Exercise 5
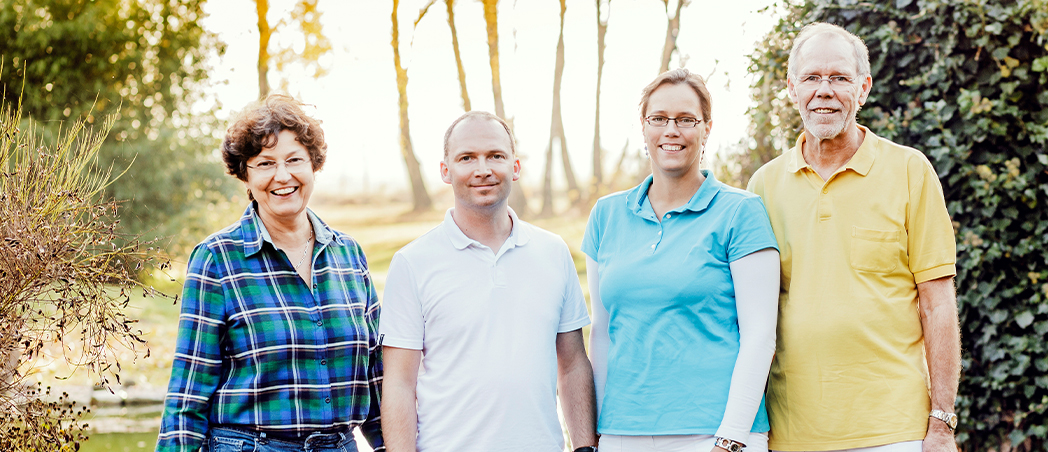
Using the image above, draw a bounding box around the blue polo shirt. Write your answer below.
[583,170,777,435]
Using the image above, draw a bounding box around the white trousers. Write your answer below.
[772,440,924,452]
[599,432,770,452]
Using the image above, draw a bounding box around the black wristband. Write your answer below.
[574,447,597,452]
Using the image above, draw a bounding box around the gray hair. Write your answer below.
[443,111,515,158]
[787,22,871,81]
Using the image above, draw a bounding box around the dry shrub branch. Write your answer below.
[0,88,172,449]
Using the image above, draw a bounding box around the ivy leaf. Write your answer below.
[1016,311,1035,328]
[1034,56,1048,72]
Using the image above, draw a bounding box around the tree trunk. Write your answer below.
[540,132,556,217]
[256,0,271,99]
[556,0,580,206]
[659,0,686,74]
[446,0,471,111]
[592,0,610,198]
[542,0,581,214]
[481,0,529,217]
[481,0,506,119]
[392,0,433,212]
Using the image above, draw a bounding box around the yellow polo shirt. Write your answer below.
[747,125,956,451]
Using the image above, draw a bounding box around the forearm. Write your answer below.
[585,257,609,417]
[381,346,421,452]
[718,249,779,442]
[918,277,960,420]
[560,359,598,448]
[380,387,418,452]
[558,330,598,449]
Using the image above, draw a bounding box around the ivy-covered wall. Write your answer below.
[739,1,1048,450]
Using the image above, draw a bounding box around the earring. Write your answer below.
[644,144,649,157]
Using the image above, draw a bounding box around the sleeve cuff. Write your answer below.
[379,335,423,350]
[913,263,956,284]
[557,317,591,333]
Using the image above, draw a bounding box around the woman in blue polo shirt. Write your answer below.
[584,68,780,452]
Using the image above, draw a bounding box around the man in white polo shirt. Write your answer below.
[379,111,598,452]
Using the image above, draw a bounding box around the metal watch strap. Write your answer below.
[929,409,959,431]
[715,437,745,452]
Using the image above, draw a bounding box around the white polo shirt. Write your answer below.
[379,208,591,452]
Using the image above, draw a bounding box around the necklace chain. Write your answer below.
[293,228,313,271]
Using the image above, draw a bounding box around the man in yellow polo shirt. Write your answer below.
[747,23,961,452]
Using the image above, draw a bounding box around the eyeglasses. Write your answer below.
[246,156,312,174]
[796,74,856,87]
[645,116,705,128]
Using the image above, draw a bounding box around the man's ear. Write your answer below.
[786,76,799,106]
[440,160,452,184]
[858,74,873,106]
[511,157,521,182]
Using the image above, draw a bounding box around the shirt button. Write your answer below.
[664,213,671,219]
[651,244,656,249]
[822,188,828,194]
[316,320,323,327]
[658,231,662,235]
[325,397,331,404]
[321,359,327,365]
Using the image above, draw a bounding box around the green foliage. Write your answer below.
[743,1,1048,450]
[0,0,238,258]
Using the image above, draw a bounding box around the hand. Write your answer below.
[923,419,958,452]
[712,446,731,452]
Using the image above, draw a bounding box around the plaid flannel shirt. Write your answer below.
[157,204,384,451]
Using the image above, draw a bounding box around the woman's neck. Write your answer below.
[648,168,706,220]
[259,210,313,247]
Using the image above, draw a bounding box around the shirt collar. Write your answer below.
[242,202,341,257]
[442,207,530,251]
[625,170,723,218]
[788,124,877,176]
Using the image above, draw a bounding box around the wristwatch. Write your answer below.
[715,437,746,452]
[929,409,959,431]
[573,447,597,452]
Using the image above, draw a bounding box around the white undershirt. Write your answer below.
[588,249,780,443]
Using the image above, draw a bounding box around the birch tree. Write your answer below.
[391,0,434,212]
[658,0,688,74]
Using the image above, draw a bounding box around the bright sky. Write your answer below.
[200,0,779,197]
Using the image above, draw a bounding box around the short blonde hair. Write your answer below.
[638,68,713,122]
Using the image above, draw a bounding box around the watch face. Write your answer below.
[947,415,958,429]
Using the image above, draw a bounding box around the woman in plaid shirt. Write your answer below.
[157,95,384,452]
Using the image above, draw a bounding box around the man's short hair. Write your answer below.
[787,22,871,81]
[443,111,515,158]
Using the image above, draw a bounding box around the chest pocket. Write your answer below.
[850,226,901,273]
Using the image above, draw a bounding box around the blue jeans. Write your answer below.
[203,427,359,452]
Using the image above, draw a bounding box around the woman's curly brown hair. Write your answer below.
[222,94,327,182]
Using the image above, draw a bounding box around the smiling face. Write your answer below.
[245,129,315,226]
[441,117,520,214]
[788,33,873,141]
[642,83,713,180]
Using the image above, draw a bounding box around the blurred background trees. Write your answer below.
[0,0,237,259]
[733,0,1048,450]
